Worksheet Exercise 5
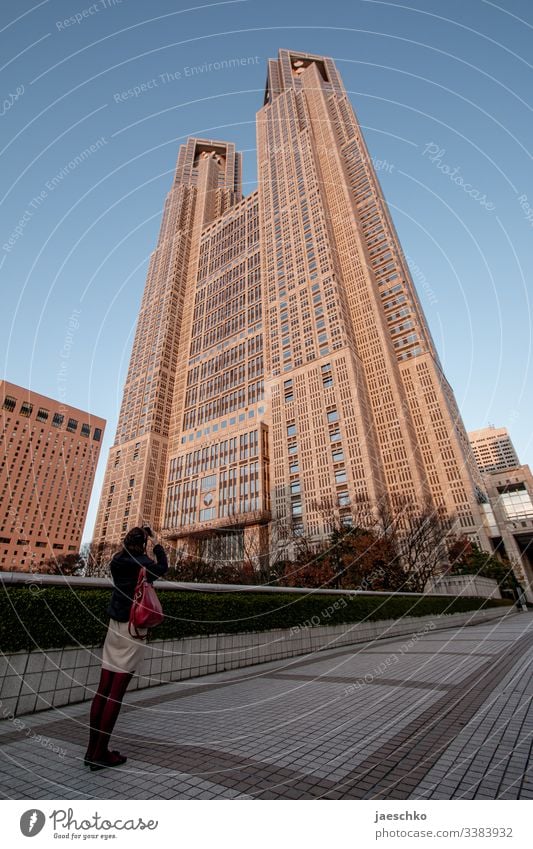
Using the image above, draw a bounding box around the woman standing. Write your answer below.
[84,526,168,771]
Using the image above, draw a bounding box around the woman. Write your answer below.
[84,526,168,771]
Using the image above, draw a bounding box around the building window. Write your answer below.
[81,423,90,437]
[52,412,64,428]
[332,449,344,463]
[36,408,49,422]
[289,461,299,474]
[335,470,347,484]
[284,379,294,402]
[497,484,533,520]
[20,402,33,418]
[200,507,216,521]
[287,423,297,437]
[327,409,339,423]
[67,418,78,432]
[290,481,301,495]
[338,491,350,507]
[129,478,135,487]
[291,500,302,517]
[2,396,16,412]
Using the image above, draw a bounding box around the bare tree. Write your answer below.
[313,493,455,592]
[387,500,455,592]
[39,552,85,576]
[310,495,406,591]
[83,541,117,576]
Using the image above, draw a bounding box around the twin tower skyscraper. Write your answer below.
[94,50,489,562]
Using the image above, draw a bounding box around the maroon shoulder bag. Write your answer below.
[128,567,164,639]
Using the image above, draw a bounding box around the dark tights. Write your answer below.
[85,668,133,761]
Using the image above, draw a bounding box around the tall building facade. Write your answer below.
[94,50,489,563]
[0,381,105,571]
[469,426,520,474]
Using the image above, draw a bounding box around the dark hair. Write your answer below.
[123,527,147,557]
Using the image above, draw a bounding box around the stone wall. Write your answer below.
[426,575,501,599]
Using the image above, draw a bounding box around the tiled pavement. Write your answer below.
[0,614,532,800]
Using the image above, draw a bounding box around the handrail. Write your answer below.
[0,570,493,599]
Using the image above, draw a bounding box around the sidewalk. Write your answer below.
[0,614,532,800]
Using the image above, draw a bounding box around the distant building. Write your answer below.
[469,427,533,597]
[469,426,520,473]
[0,381,105,571]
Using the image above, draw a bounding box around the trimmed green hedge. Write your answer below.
[0,586,511,653]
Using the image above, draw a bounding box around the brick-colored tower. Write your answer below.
[94,50,489,561]
[257,50,488,546]
[0,381,105,570]
[93,138,243,548]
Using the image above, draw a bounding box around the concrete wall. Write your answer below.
[0,606,512,720]
[426,575,501,599]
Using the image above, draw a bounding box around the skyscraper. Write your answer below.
[94,50,489,564]
[1,380,105,571]
[469,426,520,474]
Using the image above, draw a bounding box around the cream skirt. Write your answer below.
[101,619,148,673]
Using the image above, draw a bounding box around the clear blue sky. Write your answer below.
[1,0,532,543]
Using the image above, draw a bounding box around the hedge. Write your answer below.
[0,586,511,653]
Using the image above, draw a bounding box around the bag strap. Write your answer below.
[128,621,146,640]
[128,566,147,640]
[134,565,147,591]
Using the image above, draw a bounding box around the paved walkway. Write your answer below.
[1,614,532,799]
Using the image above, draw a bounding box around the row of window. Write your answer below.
[170,430,260,481]
[2,397,102,440]
[164,461,261,527]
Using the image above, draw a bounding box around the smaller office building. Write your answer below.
[469,427,533,598]
[0,380,105,571]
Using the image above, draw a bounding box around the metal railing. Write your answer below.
[0,570,481,599]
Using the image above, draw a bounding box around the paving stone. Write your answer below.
[0,616,532,799]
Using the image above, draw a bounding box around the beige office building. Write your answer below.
[94,50,489,563]
[0,381,105,570]
[469,426,520,474]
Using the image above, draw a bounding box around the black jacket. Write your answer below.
[107,544,168,622]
